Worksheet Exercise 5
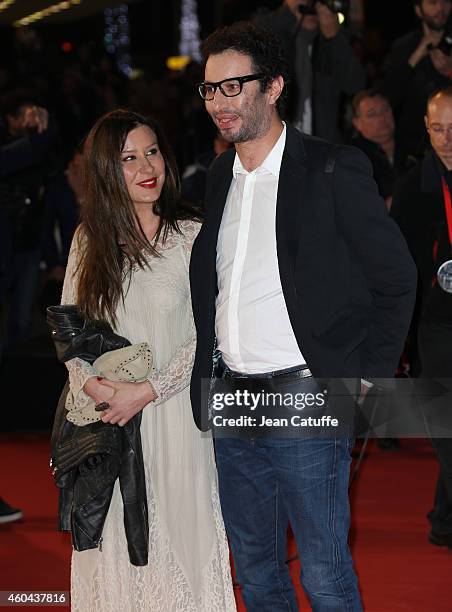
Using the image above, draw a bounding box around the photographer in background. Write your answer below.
[0,100,56,526]
[0,91,58,348]
[380,0,452,163]
[254,0,365,142]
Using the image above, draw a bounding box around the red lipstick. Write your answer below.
[137,178,158,188]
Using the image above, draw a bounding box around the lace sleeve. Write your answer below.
[146,219,200,405]
[61,227,97,408]
[147,317,196,407]
[181,219,201,259]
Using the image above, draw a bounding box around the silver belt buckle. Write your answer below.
[299,368,312,379]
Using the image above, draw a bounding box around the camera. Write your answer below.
[438,32,452,56]
[428,32,452,56]
[298,0,350,16]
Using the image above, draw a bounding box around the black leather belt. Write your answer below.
[222,363,312,386]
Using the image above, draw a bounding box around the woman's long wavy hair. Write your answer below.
[75,109,183,325]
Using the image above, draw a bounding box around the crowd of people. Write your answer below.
[2,0,451,349]
[1,0,452,609]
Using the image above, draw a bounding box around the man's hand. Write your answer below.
[430,48,452,77]
[357,379,373,406]
[21,106,49,133]
[97,379,157,427]
[409,24,442,68]
[284,0,305,19]
[316,2,339,39]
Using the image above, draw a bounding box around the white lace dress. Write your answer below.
[61,219,236,612]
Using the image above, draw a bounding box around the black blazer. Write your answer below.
[189,126,417,431]
[392,151,452,323]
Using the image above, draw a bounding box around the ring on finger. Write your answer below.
[95,401,111,412]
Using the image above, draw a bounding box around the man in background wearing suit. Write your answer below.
[0,104,53,525]
[189,22,417,611]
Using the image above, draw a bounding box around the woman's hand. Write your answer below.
[96,379,157,427]
[83,377,115,404]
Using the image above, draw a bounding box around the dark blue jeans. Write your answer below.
[215,436,362,611]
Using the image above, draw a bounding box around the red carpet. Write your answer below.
[1,434,451,611]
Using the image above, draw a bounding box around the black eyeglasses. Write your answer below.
[198,73,265,101]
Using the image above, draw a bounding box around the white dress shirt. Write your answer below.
[215,123,306,374]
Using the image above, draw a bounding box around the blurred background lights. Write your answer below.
[14,0,83,27]
[0,0,15,13]
[104,4,131,77]
[166,55,191,71]
[179,0,201,63]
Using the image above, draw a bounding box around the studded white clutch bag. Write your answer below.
[66,342,153,426]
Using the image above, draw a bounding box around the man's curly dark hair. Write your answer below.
[201,21,290,113]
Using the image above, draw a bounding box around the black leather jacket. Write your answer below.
[48,306,149,566]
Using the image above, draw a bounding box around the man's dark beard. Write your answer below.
[231,112,271,144]
[422,12,449,32]
[223,96,272,144]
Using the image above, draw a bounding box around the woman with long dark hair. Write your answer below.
[61,109,235,611]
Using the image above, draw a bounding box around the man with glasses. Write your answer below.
[190,21,416,611]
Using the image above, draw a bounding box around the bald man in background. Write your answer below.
[392,87,452,549]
